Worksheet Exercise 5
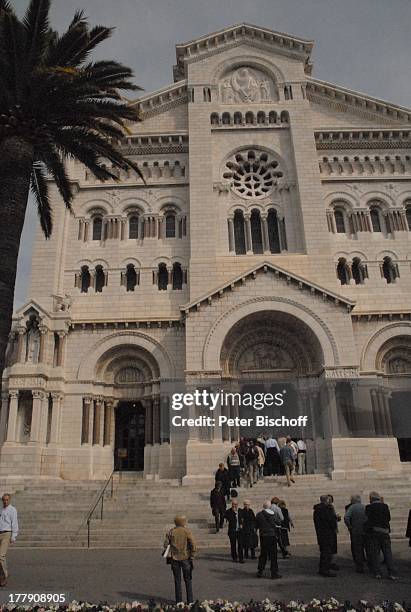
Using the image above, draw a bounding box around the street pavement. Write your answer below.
[2,542,411,606]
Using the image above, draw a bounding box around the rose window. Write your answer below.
[223,150,283,199]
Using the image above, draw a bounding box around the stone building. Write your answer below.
[1,23,411,482]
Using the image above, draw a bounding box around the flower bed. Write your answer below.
[0,599,407,612]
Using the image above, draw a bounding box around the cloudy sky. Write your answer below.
[13,0,411,308]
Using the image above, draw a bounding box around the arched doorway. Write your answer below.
[115,402,145,471]
[219,311,324,441]
[377,335,411,461]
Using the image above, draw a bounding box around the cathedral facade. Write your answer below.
[1,24,411,481]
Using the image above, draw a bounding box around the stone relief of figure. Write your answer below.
[219,67,273,103]
[25,316,40,363]
[389,357,411,374]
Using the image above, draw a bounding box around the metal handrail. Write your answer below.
[74,470,115,548]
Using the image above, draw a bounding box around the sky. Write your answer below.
[12,0,411,308]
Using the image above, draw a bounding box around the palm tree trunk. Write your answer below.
[0,137,33,394]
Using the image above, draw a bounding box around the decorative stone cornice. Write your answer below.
[181,261,356,315]
[352,311,411,323]
[307,78,411,125]
[68,319,184,331]
[173,23,313,80]
[315,129,411,150]
[129,81,188,119]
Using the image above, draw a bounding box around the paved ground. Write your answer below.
[1,543,411,606]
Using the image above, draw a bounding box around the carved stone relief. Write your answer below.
[219,67,276,103]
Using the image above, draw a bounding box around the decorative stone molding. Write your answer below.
[323,368,360,379]
[315,129,411,150]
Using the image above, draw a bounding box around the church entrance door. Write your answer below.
[115,402,145,471]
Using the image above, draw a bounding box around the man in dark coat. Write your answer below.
[224,499,244,562]
[255,500,282,579]
[242,499,257,559]
[209,482,226,533]
[313,494,338,577]
[365,491,397,579]
[215,463,231,500]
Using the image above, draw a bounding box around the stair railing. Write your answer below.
[76,470,115,548]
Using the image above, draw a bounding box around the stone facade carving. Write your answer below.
[219,67,275,103]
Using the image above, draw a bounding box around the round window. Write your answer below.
[223,149,283,199]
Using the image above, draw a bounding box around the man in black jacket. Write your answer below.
[209,482,226,533]
[255,500,282,579]
[365,491,398,580]
[313,495,338,577]
[224,499,244,562]
[215,463,231,501]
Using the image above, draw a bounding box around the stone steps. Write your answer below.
[6,471,411,548]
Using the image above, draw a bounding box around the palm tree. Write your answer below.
[0,0,143,389]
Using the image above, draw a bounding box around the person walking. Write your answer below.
[210,482,226,533]
[280,439,296,487]
[242,499,257,559]
[296,438,307,475]
[278,499,294,558]
[264,435,280,476]
[224,499,244,562]
[0,493,18,587]
[270,497,287,558]
[255,500,282,579]
[344,494,367,573]
[227,448,241,488]
[365,491,398,580]
[215,463,231,501]
[164,515,196,604]
[256,442,265,480]
[245,441,259,487]
[313,495,338,577]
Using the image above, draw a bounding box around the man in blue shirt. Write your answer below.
[0,493,19,587]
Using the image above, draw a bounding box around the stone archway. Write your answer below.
[218,310,325,447]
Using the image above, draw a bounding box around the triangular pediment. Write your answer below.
[173,23,314,81]
[181,262,355,315]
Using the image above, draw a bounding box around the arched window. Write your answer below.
[267,209,281,253]
[126,264,137,292]
[233,112,242,125]
[210,113,219,125]
[80,266,90,293]
[337,258,350,285]
[352,257,365,285]
[280,111,289,123]
[245,111,254,125]
[222,112,230,125]
[257,111,266,124]
[95,265,105,293]
[158,263,168,290]
[172,262,183,290]
[334,209,346,234]
[92,216,103,241]
[405,202,411,230]
[370,206,382,232]
[268,111,277,124]
[129,215,139,239]
[382,256,398,284]
[165,213,176,238]
[250,210,263,254]
[234,210,246,255]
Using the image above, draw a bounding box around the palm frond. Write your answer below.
[23,0,50,69]
[1,9,27,103]
[39,145,73,208]
[30,162,53,237]
[68,24,113,66]
[0,0,14,15]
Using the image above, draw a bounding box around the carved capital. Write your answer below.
[83,396,92,405]
[9,391,19,399]
[32,390,45,400]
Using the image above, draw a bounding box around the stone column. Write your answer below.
[227,217,235,252]
[38,326,48,363]
[49,393,62,445]
[380,390,393,436]
[29,391,45,444]
[16,328,26,363]
[104,401,113,446]
[93,398,102,445]
[145,400,153,445]
[325,381,340,438]
[0,393,9,444]
[82,396,92,445]
[244,214,253,254]
[261,213,270,253]
[56,331,67,367]
[5,391,19,443]
[152,397,161,444]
